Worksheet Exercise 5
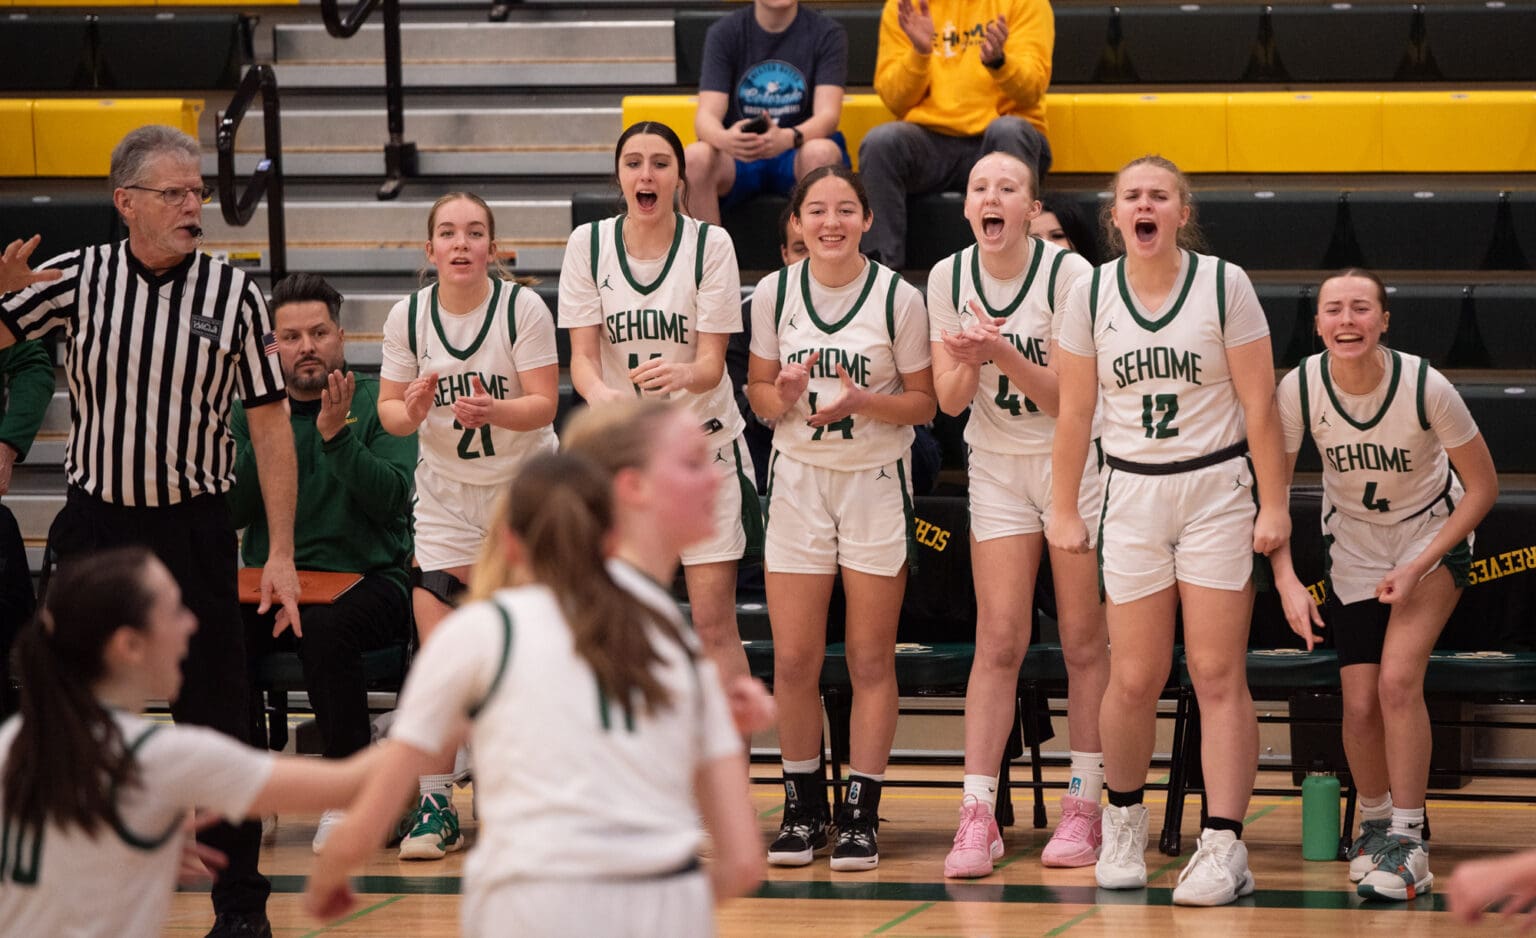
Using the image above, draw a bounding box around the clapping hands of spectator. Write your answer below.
[897,0,935,55]
[980,15,1009,66]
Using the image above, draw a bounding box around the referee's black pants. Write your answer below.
[49,486,270,916]
[242,573,409,759]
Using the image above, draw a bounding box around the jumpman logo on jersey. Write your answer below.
[714,450,728,464]
[1103,318,1119,333]
[1317,412,1333,428]
[875,467,892,480]
[600,275,614,291]
[788,315,799,329]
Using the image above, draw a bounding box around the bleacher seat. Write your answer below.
[1462,385,1536,475]
[1115,6,1257,84]
[1050,6,1112,85]
[1473,286,1536,370]
[95,14,249,91]
[1425,2,1536,82]
[1227,92,1383,173]
[0,194,121,253]
[1382,91,1536,174]
[0,14,92,92]
[1197,189,1341,271]
[1349,190,1504,272]
[1267,4,1418,82]
[1253,284,1307,367]
[31,98,203,177]
[0,101,35,176]
[1379,284,1468,366]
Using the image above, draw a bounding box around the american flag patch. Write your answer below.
[262,331,279,357]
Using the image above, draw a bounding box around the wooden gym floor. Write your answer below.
[162,765,1527,937]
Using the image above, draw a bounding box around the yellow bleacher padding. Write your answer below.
[1228,92,1383,173]
[33,99,203,177]
[1042,93,1076,174]
[833,95,896,171]
[158,0,300,6]
[1071,93,1228,173]
[620,94,701,146]
[0,101,35,176]
[1382,91,1536,172]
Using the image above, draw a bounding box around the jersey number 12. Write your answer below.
[1140,393,1180,439]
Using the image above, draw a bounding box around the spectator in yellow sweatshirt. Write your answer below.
[859,0,1054,269]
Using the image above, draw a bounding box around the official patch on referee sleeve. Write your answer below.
[262,331,279,356]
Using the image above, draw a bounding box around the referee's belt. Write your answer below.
[1104,439,1249,476]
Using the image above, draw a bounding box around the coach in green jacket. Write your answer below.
[230,273,416,848]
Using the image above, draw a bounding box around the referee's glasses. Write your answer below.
[125,184,216,206]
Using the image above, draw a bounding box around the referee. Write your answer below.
[0,125,300,938]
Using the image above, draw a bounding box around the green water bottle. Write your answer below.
[1301,761,1341,861]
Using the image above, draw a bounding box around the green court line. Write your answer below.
[201,874,1447,912]
[299,895,405,938]
[1044,906,1099,936]
[1154,774,1170,785]
[1245,797,1293,826]
[866,900,935,935]
[759,803,785,819]
[1146,856,1187,883]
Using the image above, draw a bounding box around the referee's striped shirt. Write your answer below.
[0,240,286,507]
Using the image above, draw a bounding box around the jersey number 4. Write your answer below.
[808,391,855,440]
[1,815,42,885]
[994,375,1040,416]
[455,419,496,460]
[1140,393,1180,439]
[1360,481,1392,513]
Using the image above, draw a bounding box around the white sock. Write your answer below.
[1390,805,1426,841]
[848,767,885,783]
[963,774,999,812]
[1360,792,1393,823]
[782,756,821,776]
[1068,751,1105,805]
[418,774,456,799]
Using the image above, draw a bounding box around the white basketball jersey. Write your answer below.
[0,713,272,937]
[387,279,559,485]
[753,259,929,471]
[1069,251,1266,463]
[388,563,739,884]
[564,215,745,440]
[1288,349,1468,526]
[929,240,1090,455]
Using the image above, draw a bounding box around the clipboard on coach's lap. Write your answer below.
[238,568,363,605]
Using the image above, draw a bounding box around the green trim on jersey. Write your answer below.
[801,259,878,334]
[1046,249,1069,315]
[468,601,515,719]
[1117,251,1200,333]
[949,252,962,313]
[407,291,419,357]
[430,278,502,361]
[1298,356,1312,429]
[614,213,685,295]
[1216,258,1228,330]
[1415,355,1432,431]
[504,281,522,348]
[1088,266,1102,326]
[1320,348,1402,431]
[969,237,1043,320]
[733,439,765,565]
[694,221,710,288]
[883,273,899,341]
[763,450,781,528]
[896,457,919,570]
[773,267,790,329]
[111,724,183,851]
[588,221,600,281]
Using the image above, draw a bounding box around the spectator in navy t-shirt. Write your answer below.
[685,0,850,224]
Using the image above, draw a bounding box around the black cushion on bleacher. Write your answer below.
[1114,5,1258,83]
[1473,286,1536,370]
[1253,283,1307,367]
[1051,6,1113,84]
[1507,193,1536,269]
[1424,2,1536,81]
[1380,285,1467,367]
[673,7,880,88]
[1461,384,1536,475]
[1349,191,1504,272]
[95,14,249,91]
[0,195,121,256]
[1197,190,1340,271]
[1267,5,1417,82]
[0,14,94,91]
[722,194,791,273]
[905,192,971,273]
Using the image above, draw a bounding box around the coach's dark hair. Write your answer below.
[789,164,870,222]
[470,447,687,719]
[3,547,158,836]
[1100,154,1208,256]
[271,272,344,324]
[614,121,691,217]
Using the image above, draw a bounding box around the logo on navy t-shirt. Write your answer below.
[737,60,807,121]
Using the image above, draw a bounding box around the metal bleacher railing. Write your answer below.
[319,0,418,200]
[216,64,288,286]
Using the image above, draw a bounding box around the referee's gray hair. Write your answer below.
[109,125,201,191]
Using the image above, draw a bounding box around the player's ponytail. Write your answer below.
[2,547,155,835]
[474,451,684,719]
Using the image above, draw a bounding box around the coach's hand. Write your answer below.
[0,235,64,295]
[316,370,356,442]
[261,556,304,638]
